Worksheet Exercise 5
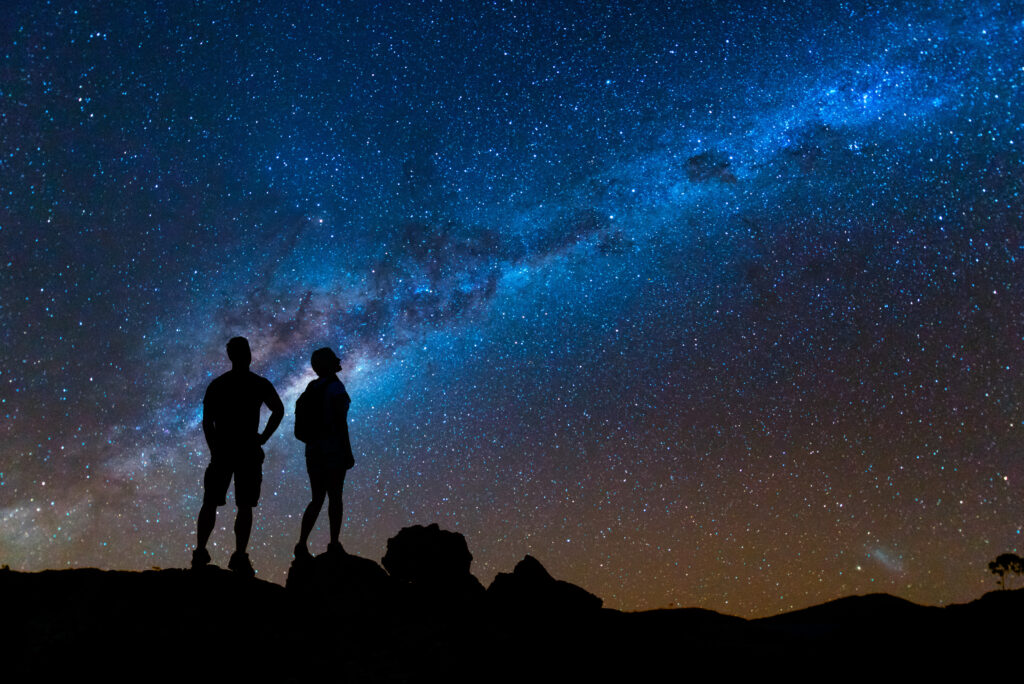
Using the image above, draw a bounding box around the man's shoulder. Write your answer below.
[204,371,233,397]
[248,371,274,386]
[249,372,281,400]
[206,370,275,394]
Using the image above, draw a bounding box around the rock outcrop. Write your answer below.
[286,547,393,613]
[381,523,485,606]
[487,554,603,613]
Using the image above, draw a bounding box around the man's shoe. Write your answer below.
[294,543,313,562]
[326,541,345,556]
[228,551,255,577]
[191,547,211,570]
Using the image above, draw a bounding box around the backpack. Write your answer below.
[294,380,328,443]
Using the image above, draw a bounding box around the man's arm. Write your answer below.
[202,386,218,454]
[259,382,285,445]
[202,407,217,451]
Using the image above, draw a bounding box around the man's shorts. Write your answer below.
[203,446,265,507]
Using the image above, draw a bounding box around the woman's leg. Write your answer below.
[298,484,327,550]
[327,468,346,546]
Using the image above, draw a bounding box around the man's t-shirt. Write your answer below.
[203,370,279,454]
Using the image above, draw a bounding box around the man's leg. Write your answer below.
[195,459,229,567]
[196,501,217,551]
[231,447,262,565]
[234,505,253,554]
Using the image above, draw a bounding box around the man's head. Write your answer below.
[226,337,252,368]
[311,347,341,377]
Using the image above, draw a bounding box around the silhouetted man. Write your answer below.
[193,336,284,575]
[295,347,355,559]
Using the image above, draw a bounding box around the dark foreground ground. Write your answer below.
[3,529,1020,681]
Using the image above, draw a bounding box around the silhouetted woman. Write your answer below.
[295,347,354,558]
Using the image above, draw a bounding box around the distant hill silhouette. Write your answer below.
[3,524,1021,679]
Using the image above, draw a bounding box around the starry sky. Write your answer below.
[2,0,1021,617]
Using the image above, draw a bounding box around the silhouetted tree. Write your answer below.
[988,553,1023,590]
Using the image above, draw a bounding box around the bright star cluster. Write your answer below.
[1,1,1021,617]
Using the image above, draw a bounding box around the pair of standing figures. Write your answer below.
[191,336,352,575]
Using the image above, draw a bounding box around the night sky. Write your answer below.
[2,0,1021,617]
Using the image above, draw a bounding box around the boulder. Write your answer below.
[382,523,485,604]
[286,548,393,614]
[487,555,602,613]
